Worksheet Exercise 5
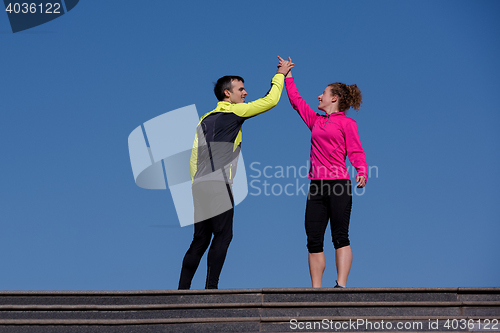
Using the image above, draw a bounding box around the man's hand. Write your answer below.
[356,175,366,188]
[277,55,294,77]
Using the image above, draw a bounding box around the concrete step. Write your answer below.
[0,288,498,332]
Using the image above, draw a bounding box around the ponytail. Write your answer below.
[328,83,363,112]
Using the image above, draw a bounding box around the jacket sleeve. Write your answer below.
[345,119,368,180]
[231,73,285,118]
[189,130,199,183]
[285,77,319,131]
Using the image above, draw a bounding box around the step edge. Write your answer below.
[0,315,498,326]
[1,301,499,311]
[1,287,499,296]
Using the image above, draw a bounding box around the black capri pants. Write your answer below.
[305,179,353,252]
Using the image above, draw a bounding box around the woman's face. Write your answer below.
[318,86,335,111]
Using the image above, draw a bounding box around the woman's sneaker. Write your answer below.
[334,280,346,288]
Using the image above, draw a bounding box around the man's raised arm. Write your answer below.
[231,58,294,118]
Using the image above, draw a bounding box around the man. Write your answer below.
[178,59,294,289]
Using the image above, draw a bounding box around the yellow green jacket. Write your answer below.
[190,73,285,184]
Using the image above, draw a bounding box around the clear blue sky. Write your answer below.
[1,0,499,290]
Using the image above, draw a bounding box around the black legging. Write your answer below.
[178,182,234,289]
[305,179,353,252]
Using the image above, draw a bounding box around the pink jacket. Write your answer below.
[285,77,367,181]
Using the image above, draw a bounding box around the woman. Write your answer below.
[278,56,367,288]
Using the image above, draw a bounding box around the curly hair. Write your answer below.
[328,83,362,112]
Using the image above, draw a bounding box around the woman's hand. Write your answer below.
[277,55,294,77]
[356,176,366,188]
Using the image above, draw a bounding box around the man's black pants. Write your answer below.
[178,181,234,289]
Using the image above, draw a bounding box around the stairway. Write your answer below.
[0,288,499,332]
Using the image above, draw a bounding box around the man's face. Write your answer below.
[226,79,247,104]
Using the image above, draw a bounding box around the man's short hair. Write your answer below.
[214,76,244,101]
